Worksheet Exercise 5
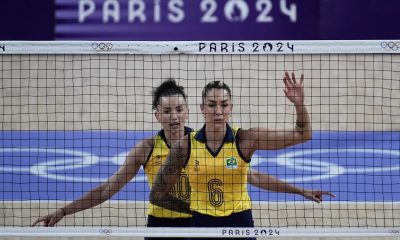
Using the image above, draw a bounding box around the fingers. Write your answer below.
[284,71,294,85]
[306,191,336,203]
[32,216,60,227]
[291,72,297,84]
[284,72,304,86]
[283,74,291,89]
[313,196,321,203]
[300,73,304,85]
[319,191,336,197]
[283,76,288,87]
[313,192,336,202]
[48,218,58,227]
[325,192,336,198]
[313,192,322,203]
[31,218,41,227]
[31,218,48,227]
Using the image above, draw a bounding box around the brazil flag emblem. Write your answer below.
[226,157,238,169]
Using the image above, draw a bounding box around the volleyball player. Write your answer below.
[32,80,193,240]
[150,72,335,240]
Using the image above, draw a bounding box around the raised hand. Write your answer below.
[302,190,336,203]
[283,71,304,106]
[31,209,65,227]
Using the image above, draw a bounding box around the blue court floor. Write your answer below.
[1,131,399,202]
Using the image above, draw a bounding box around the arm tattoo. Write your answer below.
[149,141,191,213]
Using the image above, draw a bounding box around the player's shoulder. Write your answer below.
[129,137,155,155]
[236,127,250,141]
[141,136,156,149]
[236,127,269,140]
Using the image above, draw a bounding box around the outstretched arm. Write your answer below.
[32,139,151,227]
[149,136,191,213]
[239,72,311,157]
[248,168,335,203]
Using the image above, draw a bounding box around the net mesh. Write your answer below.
[0,41,400,237]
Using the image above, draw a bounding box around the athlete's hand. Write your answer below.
[302,190,336,203]
[31,209,65,227]
[283,71,304,106]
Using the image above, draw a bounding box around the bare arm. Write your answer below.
[239,72,311,157]
[248,168,303,194]
[283,71,311,141]
[248,168,335,203]
[32,139,152,227]
[149,136,191,213]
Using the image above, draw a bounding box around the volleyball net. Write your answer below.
[0,40,399,237]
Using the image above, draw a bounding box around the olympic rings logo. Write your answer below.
[380,41,400,51]
[91,42,113,51]
[390,229,400,235]
[99,228,113,235]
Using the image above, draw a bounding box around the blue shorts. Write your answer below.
[189,210,255,240]
[145,215,191,240]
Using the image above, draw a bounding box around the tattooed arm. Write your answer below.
[149,135,191,213]
[32,138,152,227]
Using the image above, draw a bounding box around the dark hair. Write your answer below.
[201,81,232,103]
[152,79,187,110]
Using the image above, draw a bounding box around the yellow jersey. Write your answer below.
[185,124,252,217]
[144,127,192,218]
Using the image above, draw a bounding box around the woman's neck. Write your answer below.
[164,128,185,146]
[205,124,226,142]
